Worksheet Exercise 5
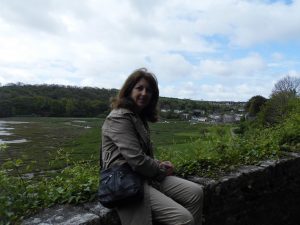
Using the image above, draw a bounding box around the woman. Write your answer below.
[101,68,203,225]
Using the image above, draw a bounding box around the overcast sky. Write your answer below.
[0,0,300,101]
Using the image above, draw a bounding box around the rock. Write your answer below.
[22,204,100,225]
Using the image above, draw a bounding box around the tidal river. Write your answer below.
[0,120,29,144]
[0,117,100,177]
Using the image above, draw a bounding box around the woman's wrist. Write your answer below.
[159,161,174,176]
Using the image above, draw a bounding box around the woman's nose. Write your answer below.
[141,88,147,95]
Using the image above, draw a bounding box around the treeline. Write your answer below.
[0,83,118,117]
[0,83,244,118]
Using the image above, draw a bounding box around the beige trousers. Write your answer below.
[150,176,204,225]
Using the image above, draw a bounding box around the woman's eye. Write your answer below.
[135,86,152,93]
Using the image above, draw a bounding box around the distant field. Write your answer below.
[0,117,224,174]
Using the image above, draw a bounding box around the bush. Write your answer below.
[0,146,99,224]
[277,105,300,152]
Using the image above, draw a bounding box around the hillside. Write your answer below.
[0,83,245,117]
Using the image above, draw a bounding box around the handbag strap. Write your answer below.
[100,145,103,170]
[100,146,115,169]
[100,144,114,169]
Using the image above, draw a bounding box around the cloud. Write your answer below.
[147,53,194,83]
[0,0,93,35]
[0,0,300,101]
[198,54,266,77]
[190,0,300,47]
[160,80,272,102]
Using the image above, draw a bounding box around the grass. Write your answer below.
[0,117,224,174]
[155,124,238,177]
[0,117,102,173]
[1,116,285,179]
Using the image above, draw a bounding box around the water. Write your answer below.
[0,117,100,178]
[0,138,28,144]
[0,121,29,144]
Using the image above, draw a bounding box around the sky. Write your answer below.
[0,0,300,101]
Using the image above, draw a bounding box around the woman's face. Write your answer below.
[130,78,153,111]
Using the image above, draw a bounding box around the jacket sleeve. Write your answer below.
[104,113,167,179]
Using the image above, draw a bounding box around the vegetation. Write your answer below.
[271,75,300,96]
[0,117,102,174]
[244,95,267,117]
[0,83,118,117]
[260,75,299,126]
[0,83,244,119]
[0,75,299,224]
[1,109,299,224]
[0,145,98,224]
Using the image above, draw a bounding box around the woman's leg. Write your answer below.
[159,176,204,225]
[149,185,195,225]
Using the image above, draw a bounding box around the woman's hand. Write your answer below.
[159,161,174,176]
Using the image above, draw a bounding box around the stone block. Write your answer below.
[22,204,100,225]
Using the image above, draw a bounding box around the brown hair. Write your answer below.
[111,68,159,122]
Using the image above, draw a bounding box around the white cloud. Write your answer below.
[0,0,300,101]
[200,82,271,101]
[160,80,272,101]
[190,0,300,47]
[198,53,266,77]
[148,53,194,83]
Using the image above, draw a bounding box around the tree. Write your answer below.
[259,75,300,126]
[65,99,76,116]
[272,75,300,97]
[245,95,267,117]
[0,100,13,117]
[50,99,65,116]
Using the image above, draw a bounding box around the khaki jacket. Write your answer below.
[101,108,166,225]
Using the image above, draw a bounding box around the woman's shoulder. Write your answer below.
[102,108,136,130]
[108,108,135,118]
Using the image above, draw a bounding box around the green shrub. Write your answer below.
[0,146,98,224]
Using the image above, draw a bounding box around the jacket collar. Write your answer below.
[129,113,150,147]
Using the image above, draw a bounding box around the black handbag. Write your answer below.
[98,163,144,208]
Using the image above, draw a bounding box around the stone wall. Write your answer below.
[22,152,300,225]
